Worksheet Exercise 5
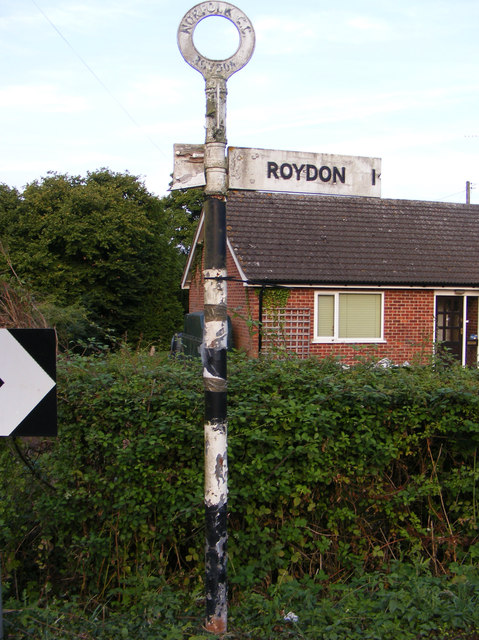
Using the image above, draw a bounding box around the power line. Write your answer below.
[30,0,167,158]
[440,189,467,200]
[439,184,476,203]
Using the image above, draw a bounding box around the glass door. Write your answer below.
[435,296,463,362]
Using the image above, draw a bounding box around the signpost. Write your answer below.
[178,2,255,633]
[229,147,381,196]
[0,329,56,437]
[171,144,382,197]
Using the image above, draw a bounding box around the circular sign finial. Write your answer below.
[178,2,255,80]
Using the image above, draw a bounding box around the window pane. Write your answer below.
[339,294,381,338]
[317,295,334,336]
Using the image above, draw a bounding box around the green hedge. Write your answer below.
[1,350,479,606]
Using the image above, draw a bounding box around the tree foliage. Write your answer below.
[159,187,205,255]
[0,170,186,347]
[0,184,20,219]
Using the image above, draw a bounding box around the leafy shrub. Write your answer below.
[1,350,479,613]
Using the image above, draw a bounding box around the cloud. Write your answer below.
[128,75,196,108]
[346,15,391,36]
[254,9,395,54]
[383,149,479,203]
[35,0,141,33]
[0,84,88,112]
[0,0,158,39]
[254,14,317,54]
[0,6,38,32]
[230,83,479,140]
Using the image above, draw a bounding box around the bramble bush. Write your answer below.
[1,349,479,636]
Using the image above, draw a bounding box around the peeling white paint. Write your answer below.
[205,421,228,507]
[204,269,227,306]
[203,368,224,380]
[204,320,228,350]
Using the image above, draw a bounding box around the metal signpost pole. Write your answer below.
[177,3,254,633]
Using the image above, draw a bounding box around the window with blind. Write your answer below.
[314,292,383,342]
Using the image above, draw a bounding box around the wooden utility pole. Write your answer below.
[177,3,255,633]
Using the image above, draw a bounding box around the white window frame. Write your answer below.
[313,290,385,343]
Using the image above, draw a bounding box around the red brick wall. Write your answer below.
[304,288,434,364]
[187,260,203,313]
[186,248,436,364]
[226,252,259,355]
[186,248,260,355]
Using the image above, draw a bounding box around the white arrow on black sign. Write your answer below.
[0,329,57,437]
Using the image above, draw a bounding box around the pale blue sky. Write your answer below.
[1,0,478,202]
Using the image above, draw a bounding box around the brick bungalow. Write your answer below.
[182,190,479,365]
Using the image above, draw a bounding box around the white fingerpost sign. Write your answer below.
[228,147,381,196]
[171,145,381,196]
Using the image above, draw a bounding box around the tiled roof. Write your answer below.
[226,190,479,286]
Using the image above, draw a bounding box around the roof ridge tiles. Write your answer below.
[222,190,479,286]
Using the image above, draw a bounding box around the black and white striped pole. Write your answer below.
[178,3,255,634]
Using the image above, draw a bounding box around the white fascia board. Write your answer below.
[227,237,248,285]
[181,212,204,290]
[245,283,479,292]
[181,214,248,289]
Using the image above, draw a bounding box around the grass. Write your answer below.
[4,562,479,639]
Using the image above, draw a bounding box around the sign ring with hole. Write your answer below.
[178,2,255,80]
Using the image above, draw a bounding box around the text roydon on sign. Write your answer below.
[171,145,381,196]
[229,148,381,196]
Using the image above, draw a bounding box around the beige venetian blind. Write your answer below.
[316,294,335,336]
[339,293,381,338]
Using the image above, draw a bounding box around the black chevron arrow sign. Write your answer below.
[0,329,57,437]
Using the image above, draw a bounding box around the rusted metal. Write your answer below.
[178,3,255,633]
[171,144,205,190]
